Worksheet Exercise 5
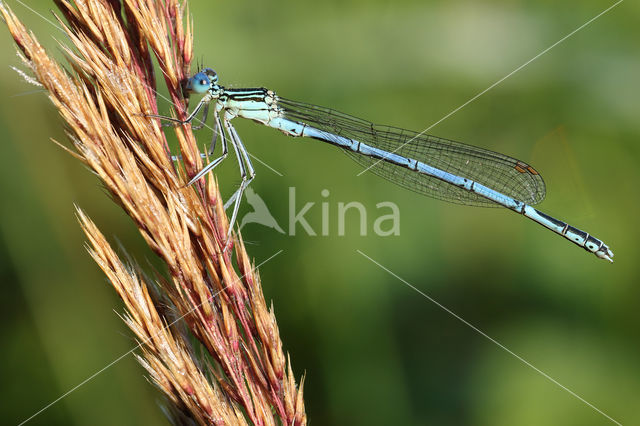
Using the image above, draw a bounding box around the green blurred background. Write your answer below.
[1,0,638,425]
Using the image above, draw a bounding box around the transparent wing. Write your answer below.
[279,98,545,207]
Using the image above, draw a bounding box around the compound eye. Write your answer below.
[202,67,218,83]
[186,72,211,93]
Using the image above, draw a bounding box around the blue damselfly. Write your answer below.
[149,68,613,262]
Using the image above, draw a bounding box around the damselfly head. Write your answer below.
[186,68,218,94]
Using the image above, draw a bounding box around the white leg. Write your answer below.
[223,117,256,242]
[145,93,212,126]
[192,103,210,130]
[185,111,228,186]
[170,109,220,162]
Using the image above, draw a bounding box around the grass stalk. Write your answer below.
[0,1,306,424]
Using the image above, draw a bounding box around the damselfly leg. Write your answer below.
[183,110,227,185]
[223,116,255,243]
[149,106,252,246]
[147,97,218,161]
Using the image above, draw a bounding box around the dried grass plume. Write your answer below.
[0,1,306,424]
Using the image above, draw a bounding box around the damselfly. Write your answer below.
[148,68,613,262]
